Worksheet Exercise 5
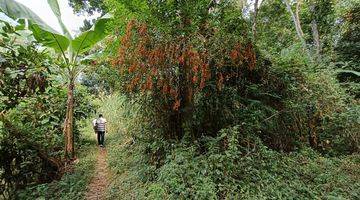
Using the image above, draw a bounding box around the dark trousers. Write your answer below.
[97,131,105,145]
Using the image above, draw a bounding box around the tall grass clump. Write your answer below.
[96,94,148,199]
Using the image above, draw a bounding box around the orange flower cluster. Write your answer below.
[112,20,257,110]
[229,43,256,70]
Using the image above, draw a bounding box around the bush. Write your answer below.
[16,130,98,200]
[105,1,359,199]
[0,35,96,198]
[107,111,360,199]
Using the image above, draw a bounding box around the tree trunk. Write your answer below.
[311,20,320,55]
[63,80,75,160]
[295,0,304,38]
[252,0,259,42]
[175,40,189,140]
[283,0,305,43]
[309,2,321,56]
[283,0,312,59]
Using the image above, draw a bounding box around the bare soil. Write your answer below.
[85,147,109,200]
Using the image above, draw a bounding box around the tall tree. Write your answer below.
[68,0,107,31]
[309,1,321,56]
[282,0,315,61]
[283,0,306,46]
[0,0,111,160]
[252,0,260,41]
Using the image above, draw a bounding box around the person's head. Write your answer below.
[99,114,103,118]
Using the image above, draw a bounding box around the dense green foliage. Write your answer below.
[0,0,112,162]
[80,61,121,95]
[0,0,359,199]
[68,0,107,31]
[105,94,359,199]
[335,1,360,97]
[68,0,106,15]
[103,0,359,199]
[16,124,98,200]
[0,28,95,198]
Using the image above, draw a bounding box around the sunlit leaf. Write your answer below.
[71,13,112,56]
[47,0,72,39]
[0,0,70,52]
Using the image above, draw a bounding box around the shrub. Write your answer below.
[0,36,96,198]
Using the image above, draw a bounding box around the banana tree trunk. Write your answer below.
[63,80,75,160]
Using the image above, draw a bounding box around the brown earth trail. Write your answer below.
[85,148,109,200]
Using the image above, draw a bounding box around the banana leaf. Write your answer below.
[0,0,69,52]
[71,13,112,56]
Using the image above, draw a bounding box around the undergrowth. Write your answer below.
[16,120,98,199]
[98,95,148,199]
[104,94,360,200]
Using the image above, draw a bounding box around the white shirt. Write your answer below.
[95,117,107,132]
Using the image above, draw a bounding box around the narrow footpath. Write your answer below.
[85,147,109,200]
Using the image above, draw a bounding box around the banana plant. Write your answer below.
[0,0,111,160]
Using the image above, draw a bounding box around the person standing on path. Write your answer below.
[95,114,107,148]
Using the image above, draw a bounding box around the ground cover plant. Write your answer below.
[15,121,98,200]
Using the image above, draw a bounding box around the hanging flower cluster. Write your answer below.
[112,20,257,110]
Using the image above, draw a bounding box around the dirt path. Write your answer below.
[85,147,109,200]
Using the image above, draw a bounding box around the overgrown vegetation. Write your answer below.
[106,94,359,199]
[104,0,359,199]
[0,28,96,198]
[0,0,359,199]
[16,122,98,199]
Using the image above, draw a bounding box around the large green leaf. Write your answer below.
[0,0,69,52]
[47,0,72,39]
[71,13,112,57]
[30,24,70,52]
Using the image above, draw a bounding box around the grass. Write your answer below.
[101,94,360,200]
[92,94,148,199]
[21,94,357,199]
[17,120,98,200]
